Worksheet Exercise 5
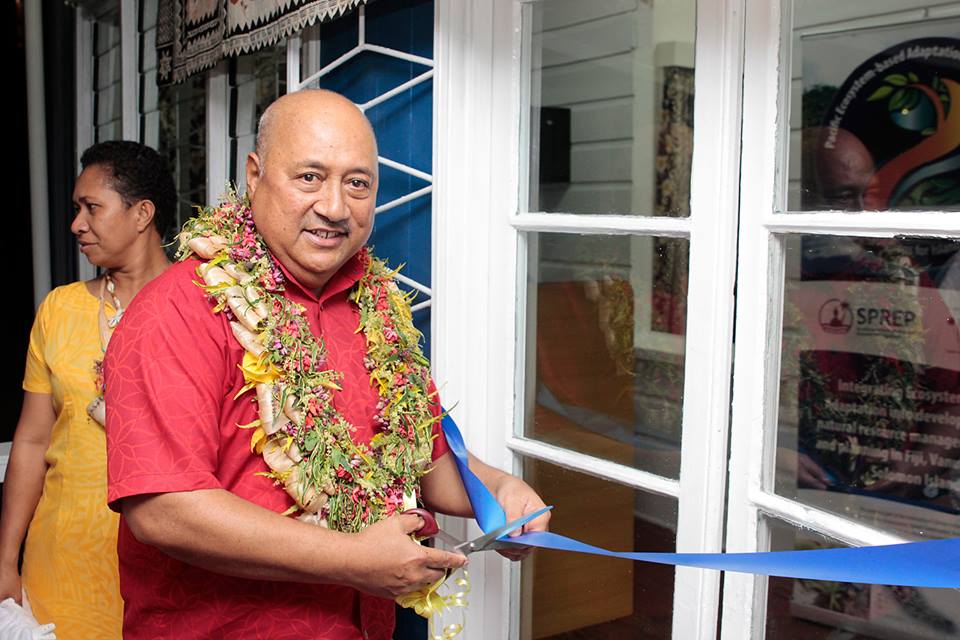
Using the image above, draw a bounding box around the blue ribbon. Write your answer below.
[441,414,960,588]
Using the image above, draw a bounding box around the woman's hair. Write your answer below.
[80,141,178,239]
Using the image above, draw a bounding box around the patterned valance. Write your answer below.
[156,0,370,85]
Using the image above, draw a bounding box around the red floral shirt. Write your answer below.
[105,253,448,639]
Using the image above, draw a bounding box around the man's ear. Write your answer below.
[246,152,262,197]
[134,199,156,233]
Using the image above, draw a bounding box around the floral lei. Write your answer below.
[176,191,439,533]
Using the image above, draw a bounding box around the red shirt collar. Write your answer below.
[272,249,367,305]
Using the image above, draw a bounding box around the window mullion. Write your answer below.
[511,212,691,236]
[75,12,97,282]
[206,62,229,204]
[120,1,138,140]
[723,0,785,636]
[669,0,746,637]
[508,436,682,497]
[751,491,906,547]
[286,35,301,93]
[764,211,960,237]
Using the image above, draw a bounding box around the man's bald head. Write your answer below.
[802,126,875,210]
[254,89,378,174]
[244,88,380,293]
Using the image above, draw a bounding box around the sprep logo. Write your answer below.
[818,298,919,335]
[819,299,853,334]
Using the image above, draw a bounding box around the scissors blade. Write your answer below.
[454,506,552,555]
[432,529,466,549]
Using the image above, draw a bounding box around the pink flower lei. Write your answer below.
[176,191,439,532]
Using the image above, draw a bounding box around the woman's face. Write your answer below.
[71,164,143,270]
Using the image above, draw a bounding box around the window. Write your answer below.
[228,43,286,191]
[91,5,121,142]
[729,1,960,637]
[516,2,696,636]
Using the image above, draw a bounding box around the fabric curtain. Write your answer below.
[156,0,371,85]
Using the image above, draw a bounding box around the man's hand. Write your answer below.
[345,513,468,598]
[491,475,550,561]
[421,451,550,561]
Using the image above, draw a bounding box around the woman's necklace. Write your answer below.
[96,272,125,350]
[88,272,124,426]
[104,272,124,327]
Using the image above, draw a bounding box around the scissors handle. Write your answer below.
[402,508,439,537]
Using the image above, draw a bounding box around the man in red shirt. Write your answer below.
[104,89,548,639]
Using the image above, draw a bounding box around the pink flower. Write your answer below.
[384,326,398,343]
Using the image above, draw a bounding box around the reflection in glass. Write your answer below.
[93,9,121,143]
[524,233,686,478]
[764,517,960,639]
[787,4,960,211]
[520,458,676,639]
[524,0,696,216]
[776,234,960,539]
[229,43,286,190]
[157,76,207,228]
[136,0,207,231]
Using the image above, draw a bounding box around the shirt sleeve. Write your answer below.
[22,291,53,394]
[104,263,230,510]
[428,379,450,461]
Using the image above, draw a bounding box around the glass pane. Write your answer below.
[787,2,960,211]
[764,517,960,639]
[300,22,324,82]
[229,43,286,190]
[524,0,696,217]
[366,0,433,57]
[520,457,676,639]
[93,11,121,143]
[139,0,159,145]
[523,232,686,478]
[157,76,207,228]
[776,234,960,539]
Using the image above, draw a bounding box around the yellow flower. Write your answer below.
[250,427,267,453]
[235,351,282,397]
[318,377,343,391]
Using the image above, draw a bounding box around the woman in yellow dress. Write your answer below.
[0,141,175,638]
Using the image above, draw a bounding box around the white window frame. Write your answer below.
[723,1,960,637]
[434,0,745,638]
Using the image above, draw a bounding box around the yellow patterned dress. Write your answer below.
[20,282,122,639]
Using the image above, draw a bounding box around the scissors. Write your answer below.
[403,506,552,555]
